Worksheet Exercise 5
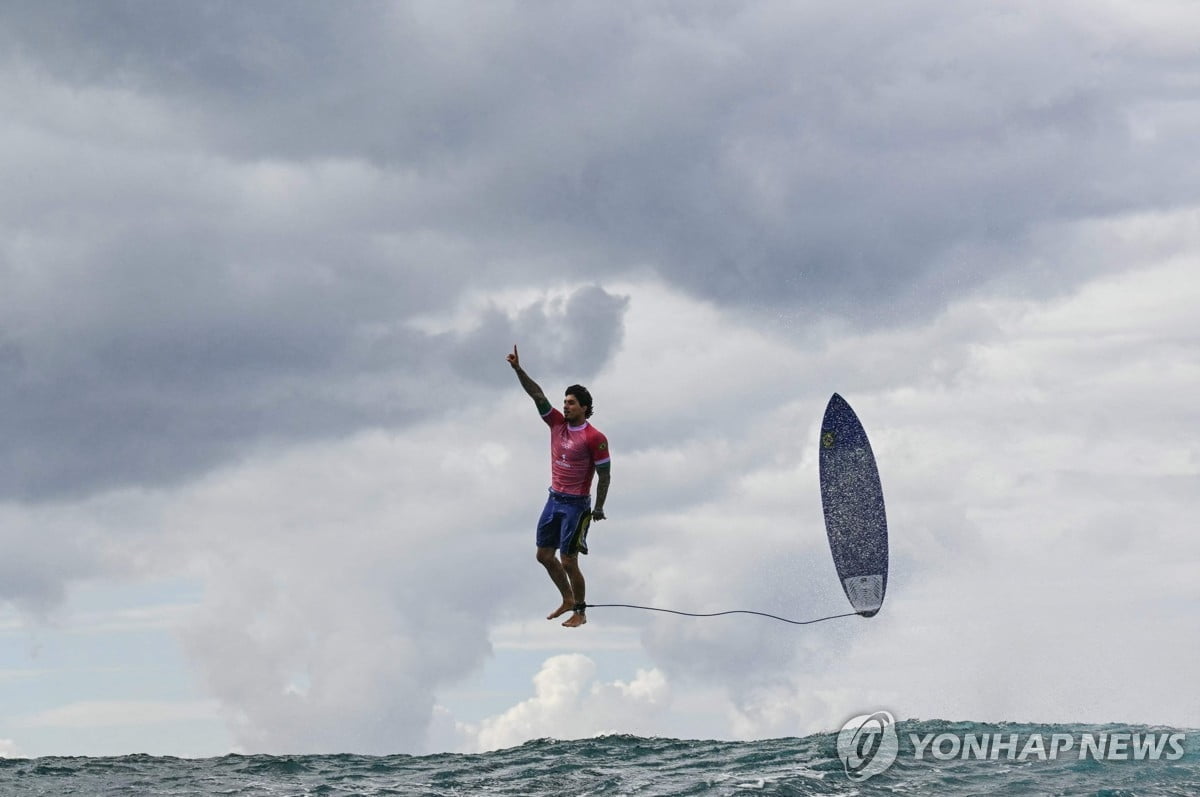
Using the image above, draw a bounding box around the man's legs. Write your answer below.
[535,497,589,626]
[560,553,586,627]
[537,546,575,619]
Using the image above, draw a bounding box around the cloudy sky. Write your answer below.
[1,1,1198,758]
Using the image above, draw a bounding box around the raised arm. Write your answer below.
[507,344,552,415]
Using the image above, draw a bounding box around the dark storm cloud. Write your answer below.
[442,284,629,386]
[0,271,625,500]
[2,1,1197,498]
[10,3,1195,297]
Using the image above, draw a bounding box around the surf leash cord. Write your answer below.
[581,603,861,626]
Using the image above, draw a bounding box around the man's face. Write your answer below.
[563,394,586,424]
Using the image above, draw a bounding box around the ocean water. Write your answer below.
[1,721,1195,796]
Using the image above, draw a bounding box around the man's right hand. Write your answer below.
[506,344,520,370]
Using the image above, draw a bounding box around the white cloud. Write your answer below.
[459,654,671,753]
[486,231,1199,738]
[14,700,220,730]
[489,620,643,653]
[426,242,1198,753]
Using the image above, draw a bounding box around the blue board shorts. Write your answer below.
[536,489,592,556]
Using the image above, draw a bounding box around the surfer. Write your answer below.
[507,345,610,628]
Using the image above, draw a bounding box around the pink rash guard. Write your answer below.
[541,407,610,496]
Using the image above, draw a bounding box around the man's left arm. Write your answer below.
[593,462,610,521]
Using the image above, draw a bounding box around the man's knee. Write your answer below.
[560,553,579,573]
[536,547,558,565]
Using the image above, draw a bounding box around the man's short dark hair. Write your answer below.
[565,384,594,419]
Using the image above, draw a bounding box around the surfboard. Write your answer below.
[819,393,888,617]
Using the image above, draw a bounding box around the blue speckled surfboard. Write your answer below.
[819,393,889,617]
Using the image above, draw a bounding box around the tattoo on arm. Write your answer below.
[514,367,549,410]
[595,465,610,511]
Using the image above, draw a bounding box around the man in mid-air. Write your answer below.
[507,345,610,628]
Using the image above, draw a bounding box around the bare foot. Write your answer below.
[547,601,574,620]
[562,611,587,628]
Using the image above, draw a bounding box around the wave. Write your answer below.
[1,720,1195,796]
